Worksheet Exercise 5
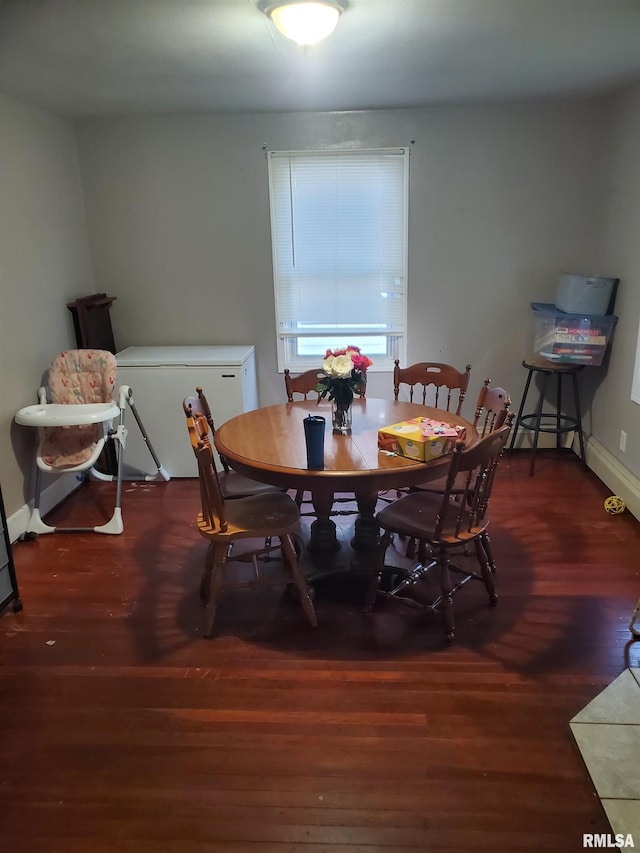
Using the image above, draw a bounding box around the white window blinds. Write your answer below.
[268,148,409,372]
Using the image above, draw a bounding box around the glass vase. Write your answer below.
[332,400,352,435]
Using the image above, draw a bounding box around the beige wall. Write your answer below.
[0,95,94,515]
[75,100,604,408]
[589,84,640,474]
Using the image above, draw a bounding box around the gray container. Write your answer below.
[556,273,617,315]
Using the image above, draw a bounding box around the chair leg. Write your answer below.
[94,432,124,534]
[199,542,215,602]
[417,539,432,565]
[510,366,534,451]
[281,535,317,627]
[481,531,498,576]
[364,529,391,613]
[438,548,455,644]
[529,371,549,477]
[571,370,587,465]
[203,544,226,638]
[474,536,498,605]
[26,465,56,534]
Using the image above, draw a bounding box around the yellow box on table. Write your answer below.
[377,418,465,462]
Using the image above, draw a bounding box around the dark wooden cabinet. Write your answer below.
[0,485,22,614]
[66,293,117,353]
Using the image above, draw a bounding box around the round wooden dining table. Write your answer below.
[214,397,477,555]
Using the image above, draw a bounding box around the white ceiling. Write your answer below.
[0,0,639,117]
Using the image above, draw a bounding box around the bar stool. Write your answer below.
[509,354,586,476]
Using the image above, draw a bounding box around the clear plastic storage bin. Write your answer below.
[532,302,618,366]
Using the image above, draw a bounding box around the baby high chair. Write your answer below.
[15,349,168,535]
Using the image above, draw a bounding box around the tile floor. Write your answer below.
[570,666,640,841]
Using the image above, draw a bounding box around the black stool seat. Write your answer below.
[509,354,586,476]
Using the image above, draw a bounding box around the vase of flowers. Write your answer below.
[316,346,373,435]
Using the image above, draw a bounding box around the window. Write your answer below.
[267,147,409,372]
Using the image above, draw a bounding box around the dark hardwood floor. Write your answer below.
[1,449,639,852]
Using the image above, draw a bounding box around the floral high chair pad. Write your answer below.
[38,349,117,469]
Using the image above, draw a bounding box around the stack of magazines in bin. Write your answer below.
[531,273,619,366]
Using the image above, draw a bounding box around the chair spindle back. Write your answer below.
[285,368,366,402]
[473,380,511,438]
[183,387,232,474]
[284,369,324,402]
[393,360,471,414]
[184,404,228,533]
[434,417,512,540]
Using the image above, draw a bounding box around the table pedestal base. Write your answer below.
[307,517,342,553]
[299,486,387,590]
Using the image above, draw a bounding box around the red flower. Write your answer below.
[351,354,373,372]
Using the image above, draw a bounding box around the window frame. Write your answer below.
[631,316,640,405]
[267,147,409,373]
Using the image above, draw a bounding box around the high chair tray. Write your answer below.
[15,402,120,427]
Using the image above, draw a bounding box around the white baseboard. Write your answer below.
[7,474,81,543]
[585,437,640,523]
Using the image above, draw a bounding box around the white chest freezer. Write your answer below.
[116,345,258,478]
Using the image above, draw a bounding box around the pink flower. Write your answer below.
[351,354,373,372]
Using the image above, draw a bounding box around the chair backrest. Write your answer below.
[284,368,367,402]
[284,369,324,402]
[435,415,513,540]
[183,386,230,473]
[393,360,471,414]
[47,349,117,405]
[184,386,215,433]
[184,403,228,534]
[38,349,118,470]
[473,380,511,438]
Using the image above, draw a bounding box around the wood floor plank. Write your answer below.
[1,450,637,850]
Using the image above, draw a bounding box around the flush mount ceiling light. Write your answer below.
[261,1,345,47]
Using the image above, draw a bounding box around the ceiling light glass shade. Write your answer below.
[264,1,344,47]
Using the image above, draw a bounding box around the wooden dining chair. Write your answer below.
[184,386,287,563]
[365,419,513,644]
[383,360,472,509]
[412,379,511,495]
[184,387,284,499]
[393,360,471,415]
[184,404,317,637]
[400,382,511,559]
